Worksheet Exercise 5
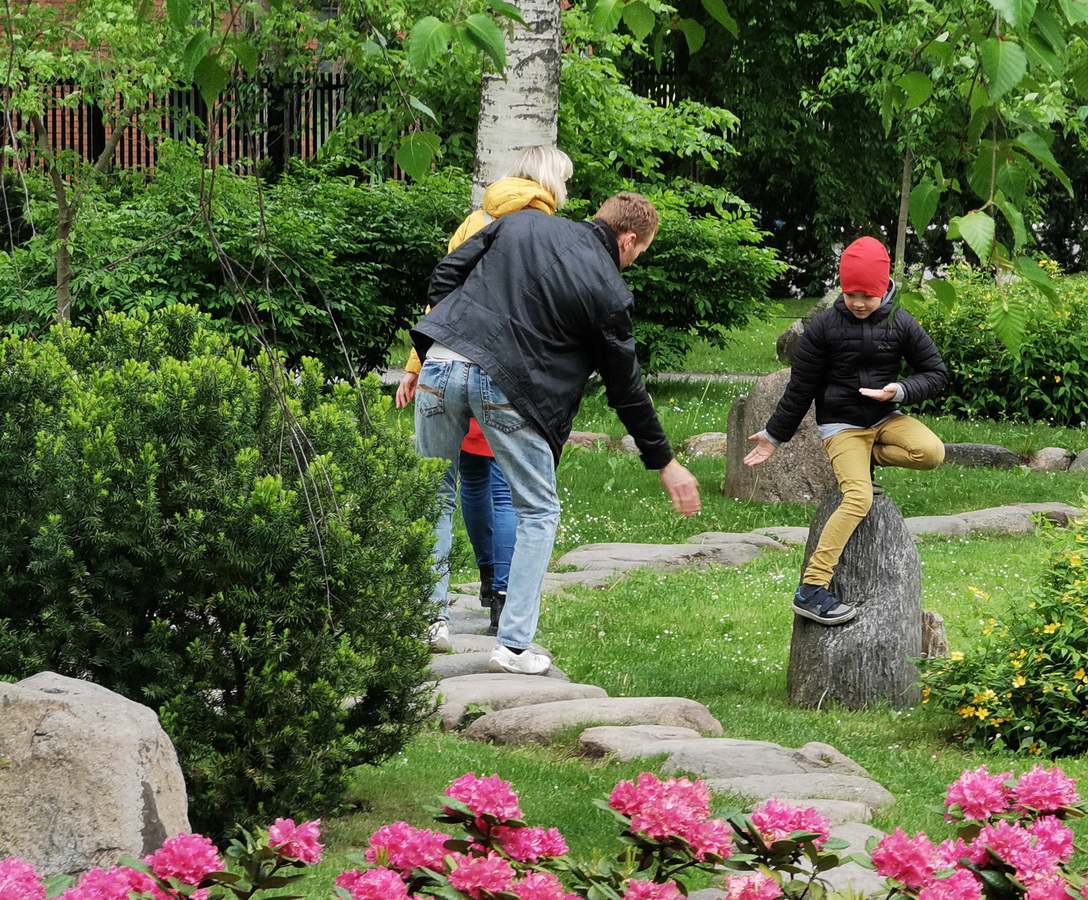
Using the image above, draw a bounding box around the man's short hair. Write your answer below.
[594,193,659,244]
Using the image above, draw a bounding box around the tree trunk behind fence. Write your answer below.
[787,494,922,709]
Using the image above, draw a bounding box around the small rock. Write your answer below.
[683,433,728,458]
[921,610,949,659]
[615,435,640,455]
[706,773,895,814]
[465,696,723,745]
[751,526,810,546]
[577,724,702,758]
[1012,502,1086,526]
[958,506,1036,535]
[1028,447,1072,472]
[791,742,870,777]
[942,443,1022,468]
[434,674,606,731]
[905,515,970,538]
[777,797,872,826]
[1070,449,1088,473]
[556,542,764,573]
[566,431,611,450]
[687,532,786,550]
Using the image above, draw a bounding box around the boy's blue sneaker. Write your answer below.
[792,584,857,625]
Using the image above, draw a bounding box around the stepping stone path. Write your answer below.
[427,501,1084,897]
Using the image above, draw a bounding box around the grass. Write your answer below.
[273,300,1088,895]
[681,298,816,374]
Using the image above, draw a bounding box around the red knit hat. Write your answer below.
[840,237,890,298]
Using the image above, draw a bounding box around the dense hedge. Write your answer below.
[913,265,1088,427]
[0,306,443,834]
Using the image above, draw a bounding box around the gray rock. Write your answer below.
[434,674,607,731]
[1012,502,1086,526]
[905,514,970,537]
[605,737,802,777]
[791,741,870,777]
[541,570,621,593]
[1070,449,1088,473]
[689,890,728,900]
[958,505,1037,534]
[465,696,724,745]
[725,369,838,503]
[752,526,810,546]
[776,291,836,363]
[448,604,491,636]
[1029,447,1072,472]
[687,532,786,551]
[577,724,703,758]
[942,443,1022,468]
[555,542,765,573]
[566,431,611,450]
[818,823,888,897]
[615,435,640,455]
[777,797,873,826]
[707,773,895,814]
[0,672,190,877]
[429,651,569,682]
[921,610,950,659]
[684,432,729,458]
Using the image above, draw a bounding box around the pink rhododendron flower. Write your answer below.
[917,868,983,900]
[446,773,523,821]
[366,821,451,875]
[513,871,581,900]
[268,818,323,864]
[968,820,1036,870]
[1025,873,1072,900]
[335,867,410,900]
[945,766,1012,821]
[871,828,939,888]
[611,773,713,841]
[0,858,46,900]
[935,837,972,868]
[447,852,516,899]
[144,833,222,886]
[1028,816,1075,863]
[622,879,685,900]
[60,865,156,900]
[495,826,569,862]
[677,817,734,861]
[1015,767,1081,812]
[749,798,831,848]
[724,873,784,900]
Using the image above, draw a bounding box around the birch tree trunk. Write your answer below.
[470,0,562,209]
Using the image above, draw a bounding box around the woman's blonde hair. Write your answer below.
[505,145,574,209]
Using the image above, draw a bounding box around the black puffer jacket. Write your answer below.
[412,209,672,469]
[765,290,948,444]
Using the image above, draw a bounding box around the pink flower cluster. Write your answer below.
[749,798,831,849]
[945,765,1081,821]
[513,871,580,900]
[448,852,516,899]
[336,866,412,900]
[724,872,785,900]
[59,866,158,900]
[494,825,569,862]
[365,821,452,875]
[622,879,685,900]
[268,817,323,864]
[0,858,46,900]
[609,773,733,861]
[446,772,524,821]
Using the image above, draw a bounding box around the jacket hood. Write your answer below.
[482,177,558,218]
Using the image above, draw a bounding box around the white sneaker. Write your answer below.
[488,644,550,675]
[428,621,452,653]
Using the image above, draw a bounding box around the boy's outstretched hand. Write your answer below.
[859,384,898,402]
[743,432,776,466]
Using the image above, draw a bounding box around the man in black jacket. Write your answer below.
[743,237,947,626]
[411,193,701,675]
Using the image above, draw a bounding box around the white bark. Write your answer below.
[471,0,562,208]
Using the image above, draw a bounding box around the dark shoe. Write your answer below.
[871,480,884,496]
[792,584,856,625]
[479,564,495,608]
[487,590,506,637]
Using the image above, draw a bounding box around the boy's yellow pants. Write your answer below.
[803,416,945,588]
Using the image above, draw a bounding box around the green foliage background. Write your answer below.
[0,306,443,833]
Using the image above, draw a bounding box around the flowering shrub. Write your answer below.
[870,765,1087,900]
[922,509,1088,754]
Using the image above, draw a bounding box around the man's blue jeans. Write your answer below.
[459,450,516,593]
[415,360,559,650]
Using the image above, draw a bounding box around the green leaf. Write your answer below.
[994,193,1027,248]
[881,82,906,135]
[181,32,214,81]
[395,132,441,181]
[951,211,996,263]
[701,0,739,37]
[1070,56,1088,96]
[898,290,926,315]
[408,17,454,72]
[909,179,941,234]
[591,0,624,34]
[232,39,260,78]
[482,0,527,26]
[622,1,656,41]
[409,95,438,123]
[193,54,230,110]
[463,13,508,72]
[1014,131,1073,193]
[1059,0,1088,24]
[987,0,1038,28]
[673,18,706,54]
[927,278,958,312]
[980,37,1027,101]
[896,71,934,110]
[166,0,191,29]
[1016,256,1059,301]
[987,290,1028,354]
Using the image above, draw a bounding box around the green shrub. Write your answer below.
[0,306,443,834]
[921,505,1088,755]
[912,264,1088,427]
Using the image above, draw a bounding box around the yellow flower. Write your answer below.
[975,707,990,719]
[1071,556,1082,567]
[1075,668,1087,682]
[958,705,977,718]
[973,689,997,703]
[1044,622,1062,634]
[1013,675,1027,687]
[968,586,991,600]
[1029,743,1043,755]
[951,651,965,662]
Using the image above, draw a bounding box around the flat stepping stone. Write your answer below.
[686,532,786,551]
[556,542,764,573]
[943,443,1022,468]
[429,650,569,682]
[464,696,724,745]
[779,797,872,826]
[448,604,490,635]
[958,505,1036,534]
[706,773,894,814]
[1013,502,1085,525]
[905,514,969,537]
[751,526,809,546]
[542,570,619,593]
[434,674,606,731]
[578,724,703,758]
[817,823,887,897]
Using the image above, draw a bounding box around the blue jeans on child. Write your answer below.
[415,359,560,650]
[458,450,516,593]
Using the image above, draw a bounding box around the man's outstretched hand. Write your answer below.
[659,459,701,516]
[743,431,777,466]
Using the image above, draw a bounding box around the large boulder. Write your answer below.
[775,291,837,363]
[725,369,837,503]
[0,672,189,877]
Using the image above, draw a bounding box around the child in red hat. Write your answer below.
[743,237,947,625]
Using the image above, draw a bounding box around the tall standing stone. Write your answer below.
[787,496,922,709]
[0,672,190,876]
[725,369,837,503]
